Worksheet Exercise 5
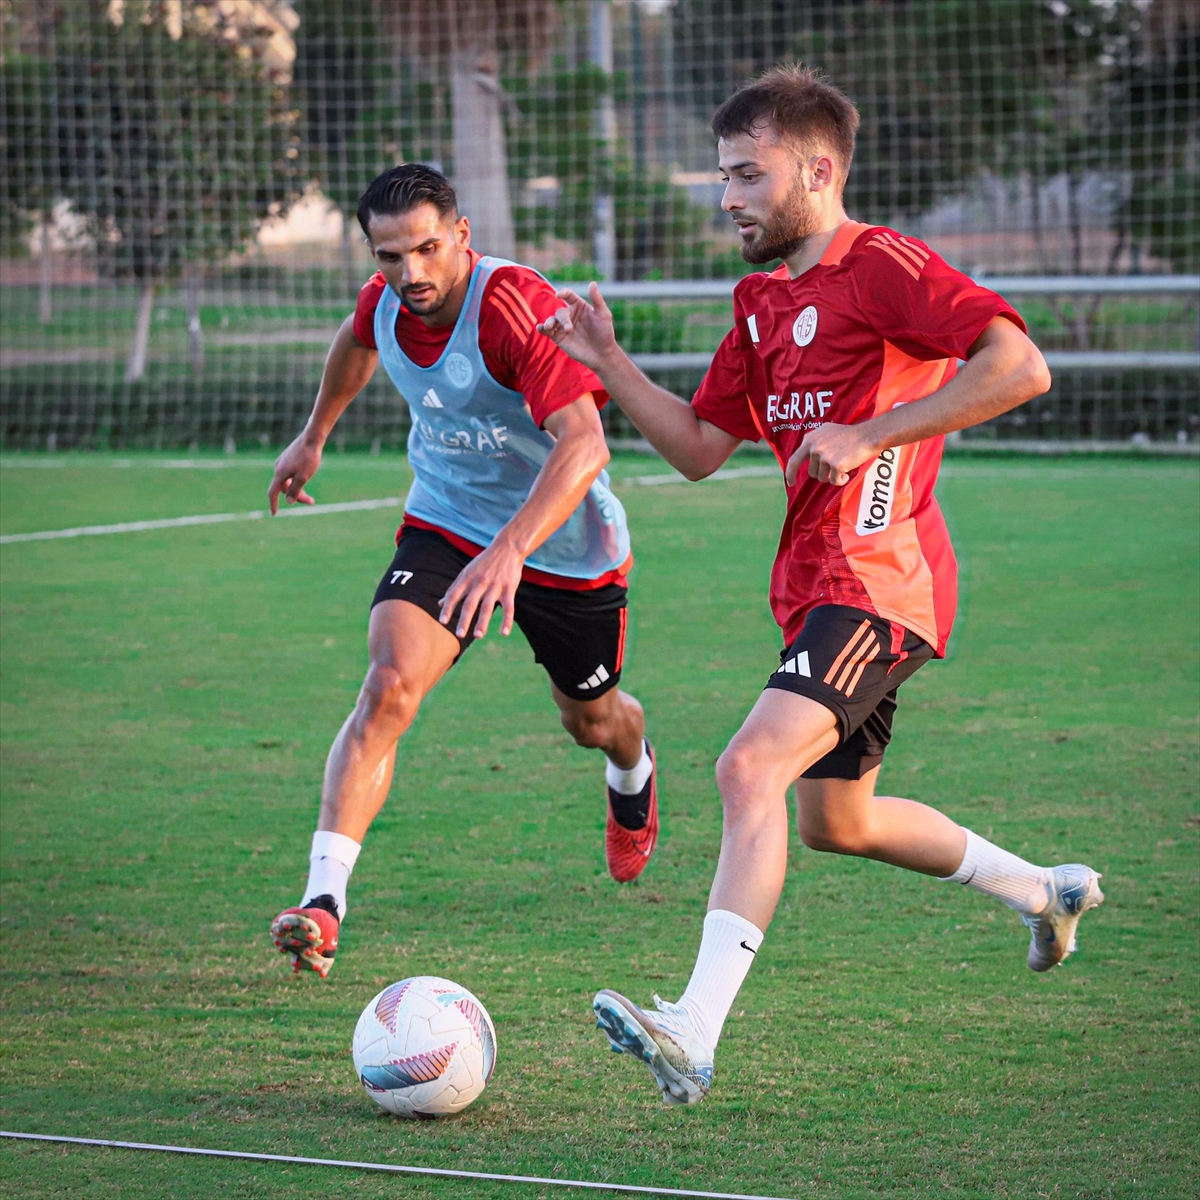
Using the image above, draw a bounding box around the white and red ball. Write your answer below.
[352,976,496,1118]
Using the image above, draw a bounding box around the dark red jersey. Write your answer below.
[693,222,1024,655]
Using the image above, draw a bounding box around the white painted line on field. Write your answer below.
[624,464,779,486]
[0,456,407,470]
[0,497,402,545]
[0,1131,797,1200]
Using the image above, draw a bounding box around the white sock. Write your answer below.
[676,909,764,1050]
[605,741,652,795]
[944,827,1053,915]
[302,830,362,920]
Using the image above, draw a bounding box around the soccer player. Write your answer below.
[267,164,659,979]
[538,66,1104,1104]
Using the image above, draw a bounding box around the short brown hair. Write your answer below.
[711,64,860,188]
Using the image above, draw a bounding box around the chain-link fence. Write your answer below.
[1,0,1197,451]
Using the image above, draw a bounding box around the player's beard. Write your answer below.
[739,176,823,265]
[400,281,451,316]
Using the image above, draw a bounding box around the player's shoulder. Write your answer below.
[480,258,561,327]
[359,269,387,296]
[482,258,552,296]
[843,225,938,280]
[732,264,789,306]
[356,270,388,310]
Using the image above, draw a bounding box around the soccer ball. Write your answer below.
[352,976,497,1118]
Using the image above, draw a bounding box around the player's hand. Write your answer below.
[536,282,619,372]
[785,423,880,488]
[268,433,322,515]
[438,539,524,641]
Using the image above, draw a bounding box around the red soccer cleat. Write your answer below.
[606,741,659,883]
[271,894,339,978]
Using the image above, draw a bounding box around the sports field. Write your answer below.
[1,453,1197,1199]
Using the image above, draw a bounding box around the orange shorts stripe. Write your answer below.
[843,640,882,698]
[834,630,879,693]
[616,606,628,671]
[823,619,873,685]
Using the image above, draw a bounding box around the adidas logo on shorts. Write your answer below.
[577,664,611,691]
[775,650,811,677]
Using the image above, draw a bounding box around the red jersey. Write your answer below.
[356,251,628,589]
[693,222,1024,655]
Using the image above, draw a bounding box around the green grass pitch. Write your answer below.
[1,453,1197,1199]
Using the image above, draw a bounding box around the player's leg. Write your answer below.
[594,686,836,1103]
[514,580,658,881]
[591,606,931,1101]
[271,530,469,977]
[552,682,657,882]
[796,765,1103,972]
[776,610,1101,971]
[795,765,966,876]
[315,597,459,843]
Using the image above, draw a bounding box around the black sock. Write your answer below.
[302,893,340,919]
[609,777,652,830]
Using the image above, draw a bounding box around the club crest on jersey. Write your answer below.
[792,306,818,347]
[444,352,473,388]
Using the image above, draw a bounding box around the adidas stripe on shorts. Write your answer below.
[764,604,934,780]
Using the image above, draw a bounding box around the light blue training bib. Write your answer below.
[374,257,630,581]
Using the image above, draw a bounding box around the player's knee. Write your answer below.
[797,810,871,856]
[560,704,610,749]
[715,742,765,811]
[358,664,419,736]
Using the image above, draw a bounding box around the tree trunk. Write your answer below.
[38,219,53,325]
[341,209,356,296]
[590,0,616,279]
[126,282,155,383]
[1030,171,1044,266]
[450,46,515,259]
[184,265,204,374]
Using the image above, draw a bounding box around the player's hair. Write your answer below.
[711,63,859,188]
[357,164,459,237]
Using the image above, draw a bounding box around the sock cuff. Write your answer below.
[605,741,653,795]
[704,908,764,950]
[311,830,362,871]
[943,827,980,883]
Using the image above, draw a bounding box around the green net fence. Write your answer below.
[1,0,1197,452]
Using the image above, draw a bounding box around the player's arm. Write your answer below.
[267,315,378,514]
[438,394,610,641]
[788,325,1050,487]
[537,283,741,481]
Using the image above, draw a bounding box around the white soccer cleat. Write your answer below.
[1022,864,1104,972]
[593,989,714,1106]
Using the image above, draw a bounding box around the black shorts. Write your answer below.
[763,604,935,781]
[371,527,628,702]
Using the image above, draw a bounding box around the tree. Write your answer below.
[0,3,73,323]
[1112,0,1200,270]
[50,2,302,380]
[669,0,1083,223]
[375,0,560,260]
[292,0,400,288]
[506,58,724,278]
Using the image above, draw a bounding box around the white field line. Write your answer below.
[0,466,774,546]
[0,497,401,545]
[0,1131,796,1200]
[624,464,779,486]
[0,456,378,470]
